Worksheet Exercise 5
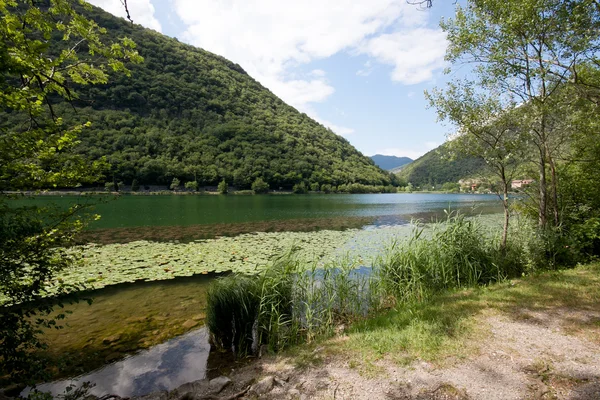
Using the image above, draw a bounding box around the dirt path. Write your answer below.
[221,308,600,400]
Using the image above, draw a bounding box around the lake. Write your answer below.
[19,193,503,397]
[20,193,502,230]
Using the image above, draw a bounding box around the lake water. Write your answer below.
[19,193,503,397]
[20,193,502,229]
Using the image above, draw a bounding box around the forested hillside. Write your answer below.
[370,155,413,171]
[396,143,486,187]
[1,5,394,190]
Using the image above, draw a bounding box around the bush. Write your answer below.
[320,184,332,193]
[251,177,269,194]
[218,179,228,194]
[170,177,181,191]
[184,180,199,191]
[292,182,307,194]
[310,182,320,192]
[104,182,115,192]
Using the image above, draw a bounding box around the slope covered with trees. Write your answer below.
[395,142,486,187]
[370,155,413,171]
[1,5,395,190]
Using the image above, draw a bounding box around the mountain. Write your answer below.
[2,5,395,190]
[370,155,413,171]
[396,143,487,187]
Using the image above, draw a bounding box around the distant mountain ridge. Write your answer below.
[370,155,413,171]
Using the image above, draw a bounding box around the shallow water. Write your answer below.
[25,328,210,398]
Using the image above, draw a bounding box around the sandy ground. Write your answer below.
[216,308,600,400]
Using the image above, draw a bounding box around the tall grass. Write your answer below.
[206,212,551,357]
[377,213,526,303]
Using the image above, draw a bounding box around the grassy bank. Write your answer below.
[296,262,600,376]
[205,213,553,357]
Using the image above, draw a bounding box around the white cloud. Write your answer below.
[378,141,440,159]
[356,60,374,77]
[171,0,441,133]
[360,28,448,84]
[87,0,162,32]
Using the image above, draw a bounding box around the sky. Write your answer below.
[88,0,464,160]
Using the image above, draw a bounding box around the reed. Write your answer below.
[207,212,538,357]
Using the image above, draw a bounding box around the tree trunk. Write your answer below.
[546,145,560,227]
[501,167,509,252]
[538,146,547,229]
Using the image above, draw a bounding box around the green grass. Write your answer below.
[332,262,600,371]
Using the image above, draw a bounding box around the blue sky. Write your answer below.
[89,0,464,159]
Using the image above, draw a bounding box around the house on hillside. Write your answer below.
[511,179,534,189]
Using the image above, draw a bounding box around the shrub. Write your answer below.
[218,179,228,194]
[292,182,307,194]
[184,181,199,191]
[310,182,320,192]
[170,177,181,191]
[104,182,115,192]
[251,178,269,194]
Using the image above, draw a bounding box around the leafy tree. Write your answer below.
[184,180,199,191]
[218,179,228,194]
[440,0,600,227]
[170,177,181,191]
[131,178,140,191]
[0,0,141,384]
[251,177,269,194]
[427,83,528,249]
[309,182,320,192]
[292,182,307,194]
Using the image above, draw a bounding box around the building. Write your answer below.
[511,179,534,189]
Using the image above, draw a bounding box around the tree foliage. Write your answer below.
[0,0,141,384]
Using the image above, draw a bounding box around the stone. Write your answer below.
[287,388,300,399]
[251,376,274,396]
[132,391,168,400]
[182,320,198,329]
[170,379,209,399]
[208,376,231,394]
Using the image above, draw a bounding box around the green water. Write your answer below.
[13,193,504,396]
[16,193,502,229]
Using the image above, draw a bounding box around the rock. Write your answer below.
[170,379,209,399]
[274,376,287,387]
[132,391,168,400]
[208,376,231,394]
[287,388,300,399]
[251,376,274,396]
[182,320,198,329]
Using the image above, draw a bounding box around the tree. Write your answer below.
[170,177,181,191]
[251,177,269,194]
[440,0,600,228]
[427,83,527,250]
[218,179,228,194]
[0,0,141,384]
[185,180,199,191]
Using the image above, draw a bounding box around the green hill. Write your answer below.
[396,143,486,187]
[370,155,413,171]
[2,5,394,190]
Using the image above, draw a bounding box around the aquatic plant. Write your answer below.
[377,212,526,302]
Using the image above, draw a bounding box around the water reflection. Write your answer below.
[27,328,210,398]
